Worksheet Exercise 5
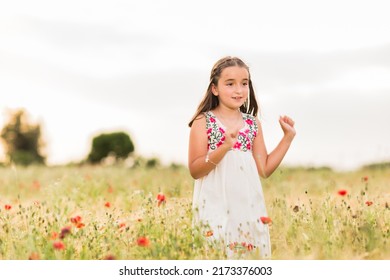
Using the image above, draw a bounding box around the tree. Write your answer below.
[1,109,46,165]
[87,131,134,164]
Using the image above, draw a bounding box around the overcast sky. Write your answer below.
[1,0,390,170]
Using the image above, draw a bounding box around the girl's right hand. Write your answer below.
[223,127,239,149]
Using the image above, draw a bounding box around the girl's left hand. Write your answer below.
[279,115,296,139]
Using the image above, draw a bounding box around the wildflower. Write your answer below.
[53,241,65,250]
[4,204,12,210]
[365,201,373,206]
[338,189,347,196]
[246,243,254,251]
[137,236,150,247]
[118,223,126,229]
[157,193,166,207]
[108,184,114,193]
[32,180,40,190]
[260,216,272,225]
[205,231,213,237]
[361,176,369,182]
[70,215,84,228]
[28,252,40,260]
[228,242,238,250]
[50,232,59,240]
[70,215,82,224]
[104,254,116,260]
[59,226,71,239]
[76,222,85,229]
[104,202,111,208]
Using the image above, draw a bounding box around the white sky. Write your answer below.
[1,0,390,170]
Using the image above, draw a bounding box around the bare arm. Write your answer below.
[188,115,238,179]
[252,116,296,178]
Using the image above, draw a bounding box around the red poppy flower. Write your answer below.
[205,231,213,237]
[53,241,65,250]
[260,216,272,225]
[70,216,82,224]
[70,216,84,228]
[157,193,166,207]
[76,223,85,229]
[4,204,12,210]
[246,243,254,251]
[338,189,347,196]
[118,223,126,229]
[104,254,116,260]
[365,201,373,206]
[59,226,72,239]
[362,176,369,182]
[104,202,111,208]
[137,236,150,247]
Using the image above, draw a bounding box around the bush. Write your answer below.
[10,150,45,166]
[0,109,46,165]
[87,132,134,164]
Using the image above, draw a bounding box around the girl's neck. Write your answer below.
[214,106,241,120]
[213,106,243,129]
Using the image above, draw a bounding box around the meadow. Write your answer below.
[0,164,389,260]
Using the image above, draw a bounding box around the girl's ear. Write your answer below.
[211,84,218,96]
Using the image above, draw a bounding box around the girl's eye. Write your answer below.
[243,83,248,86]
[226,83,233,86]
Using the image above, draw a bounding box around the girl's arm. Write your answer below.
[252,116,296,178]
[188,114,237,179]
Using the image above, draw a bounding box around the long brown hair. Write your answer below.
[188,56,259,127]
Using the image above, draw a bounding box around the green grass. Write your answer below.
[0,164,388,260]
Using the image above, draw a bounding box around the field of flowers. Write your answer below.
[0,164,389,260]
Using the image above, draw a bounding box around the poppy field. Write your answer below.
[0,164,389,260]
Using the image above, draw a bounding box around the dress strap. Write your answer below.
[243,113,258,135]
[204,111,215,130]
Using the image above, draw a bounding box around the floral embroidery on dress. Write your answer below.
[205,111,258,152]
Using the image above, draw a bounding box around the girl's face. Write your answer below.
[212,66,249,110]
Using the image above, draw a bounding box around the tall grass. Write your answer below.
[0,165,388,259]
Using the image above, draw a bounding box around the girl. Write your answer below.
[188,56,296,259]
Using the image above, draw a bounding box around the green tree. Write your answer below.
[1,109,46,165]
[87,131,134,163]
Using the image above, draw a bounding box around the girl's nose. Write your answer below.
[235,85,243,94]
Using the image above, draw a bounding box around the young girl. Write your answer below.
[188,56,296,259]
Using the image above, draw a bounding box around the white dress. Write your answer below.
[192,111,271,259]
